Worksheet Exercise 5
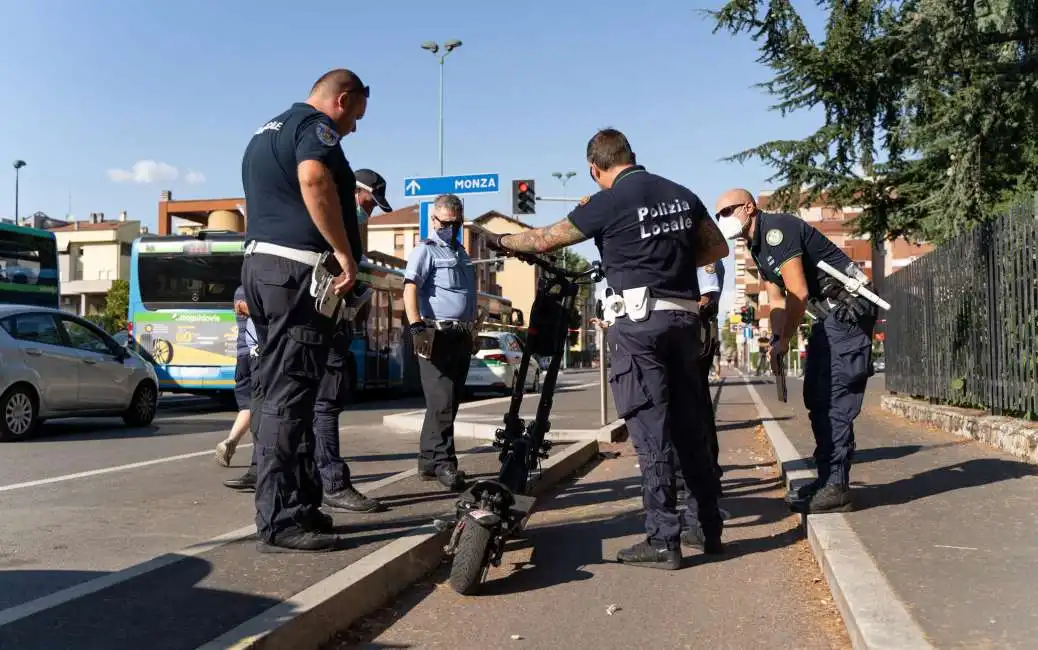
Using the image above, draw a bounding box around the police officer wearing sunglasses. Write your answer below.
[488,129,730,570]
[713,188,878,513]
[239,68,370,553]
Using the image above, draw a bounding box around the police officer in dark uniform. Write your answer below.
[714,188,878,513]
[403,194,479,491]
[239,68,369,553]
[488,129,730,569]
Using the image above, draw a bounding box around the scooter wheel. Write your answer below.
[449,521,493,595]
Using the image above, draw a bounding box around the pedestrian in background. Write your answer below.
[215,285,257,466]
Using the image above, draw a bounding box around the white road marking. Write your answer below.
[0,445,488,629]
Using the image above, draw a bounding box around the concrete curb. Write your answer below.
[194,438,602,650]
[880,394,1038,464]
[381,411,627,443]
[735,372,935,650]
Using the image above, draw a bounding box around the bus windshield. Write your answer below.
[0,224,59,307]
[137,252,242,309]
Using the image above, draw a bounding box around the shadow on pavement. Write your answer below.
[0,568,109,611]
[854,456,1038,511]
[0,558,282,650]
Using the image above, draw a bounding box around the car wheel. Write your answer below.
[0,384,40,442]
[123,381,158,427]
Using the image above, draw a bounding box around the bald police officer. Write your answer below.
[714,188,877,513]
[404,194,478,491]
[240,68,369,553]
[489,129,730,569]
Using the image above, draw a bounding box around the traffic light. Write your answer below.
[740,306,750,323]
[512,179,536,215]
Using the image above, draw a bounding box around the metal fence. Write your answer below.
[884,197,1038,416]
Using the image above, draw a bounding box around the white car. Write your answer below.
[0,305,160,441]
[467,331,541,394]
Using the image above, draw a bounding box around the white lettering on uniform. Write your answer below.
[638,199,694,240]
[254,121,283,135]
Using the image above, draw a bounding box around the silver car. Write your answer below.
[0,305,159,441]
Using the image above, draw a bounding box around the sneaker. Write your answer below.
[616,540,681,570]
[680,526,725,555]
[256,530,339,553]
[784,478,823,505]
[223,472,256,492]
[215,439,237,467]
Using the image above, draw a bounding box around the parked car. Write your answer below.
[467,331,541,394]
[0,305,160,441]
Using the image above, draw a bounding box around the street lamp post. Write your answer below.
[420,39,463,176]
[551,171,578,368]
[12,160,26,222]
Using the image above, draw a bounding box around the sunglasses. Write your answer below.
[714,204,741,219]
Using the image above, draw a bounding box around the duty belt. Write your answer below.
[644,297,700,314]
[426,319,476,332]
[244,240,323,267]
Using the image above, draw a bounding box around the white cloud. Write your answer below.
[106,160,180,184]
[184,170,206,185]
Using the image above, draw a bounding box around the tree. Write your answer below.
[87,280,129,334]
[709,0,1038,243]
[556,250,593,346]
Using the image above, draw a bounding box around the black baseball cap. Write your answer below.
[355,169,392,212]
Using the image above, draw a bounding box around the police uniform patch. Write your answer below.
[766,228,784,246]
[315,122,339,147]
[704,263,716,274]
[579,195,591,205]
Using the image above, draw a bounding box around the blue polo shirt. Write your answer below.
[567,165,709,301]
[241,102,361,261]
[403,231,477,321]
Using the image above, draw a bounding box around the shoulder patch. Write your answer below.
[704,263,716,274]
[766,228,784,246]
[423,239,436,246]
[578,195,591,206]
[315,122,339,147]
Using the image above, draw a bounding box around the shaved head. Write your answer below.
[309,68,365,98]
[714,188,757,216]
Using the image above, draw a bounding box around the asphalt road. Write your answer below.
[0,374,590,616]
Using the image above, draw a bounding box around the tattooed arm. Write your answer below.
[500,217,590,254]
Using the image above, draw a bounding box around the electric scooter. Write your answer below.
[443,251,603,595]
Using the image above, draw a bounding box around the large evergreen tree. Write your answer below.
[710,0,1038,243]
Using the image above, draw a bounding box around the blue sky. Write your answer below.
[0,0,826,317]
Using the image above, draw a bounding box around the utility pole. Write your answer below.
[13,160,26,222]
[420,39,463,175]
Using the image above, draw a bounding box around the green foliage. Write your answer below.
[88,280,129,334]
[708,0,1038,243]
[556,249,593,346]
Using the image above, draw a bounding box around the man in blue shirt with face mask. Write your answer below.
[403,193,478,491]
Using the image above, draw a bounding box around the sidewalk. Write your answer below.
[748,373,1038,649]
[327,380,851,650]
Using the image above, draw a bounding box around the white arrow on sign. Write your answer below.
[405,179,421,194]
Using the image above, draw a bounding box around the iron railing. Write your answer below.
[884,197,1038,416]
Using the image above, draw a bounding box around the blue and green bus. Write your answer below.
[126,231,512,400]
[0,221,60,308]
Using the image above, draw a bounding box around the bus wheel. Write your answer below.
[0,384,40,442]
[123,381,158,427]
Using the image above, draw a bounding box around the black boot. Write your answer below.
[784,477,823,505]
[789,484,852,514]
[223,471,256,492]
[302,510,335,534]
[680,526,725,555]
[324,485,382,513]
[421,465,466,491]
[256,530,340,553]
[616,540,681,570]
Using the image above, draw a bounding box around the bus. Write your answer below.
[0,221,60,308]
[127,231,512,400]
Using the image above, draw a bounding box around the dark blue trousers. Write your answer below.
[313,325,353,492]
[242,253,331,543]
[608,310,722,549]
[802,309,875,487]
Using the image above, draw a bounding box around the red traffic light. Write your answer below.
[518,182,529,193]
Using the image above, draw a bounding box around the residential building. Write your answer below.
[157,190,245,235]
[471,212,538,322]
[47,211,144,315]
[727,191,933,337]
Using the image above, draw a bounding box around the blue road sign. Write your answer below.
[743,326,753,340]
[404,173,500,197]
[418,200,462,245]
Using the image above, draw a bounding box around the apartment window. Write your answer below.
[394,233,404,248]
[413,232,420,247]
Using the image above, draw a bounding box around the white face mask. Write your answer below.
[717,215,745,239]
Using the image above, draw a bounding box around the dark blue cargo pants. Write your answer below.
[802,306,876,488]
[242,252,332,543]
[608,310,722,549]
